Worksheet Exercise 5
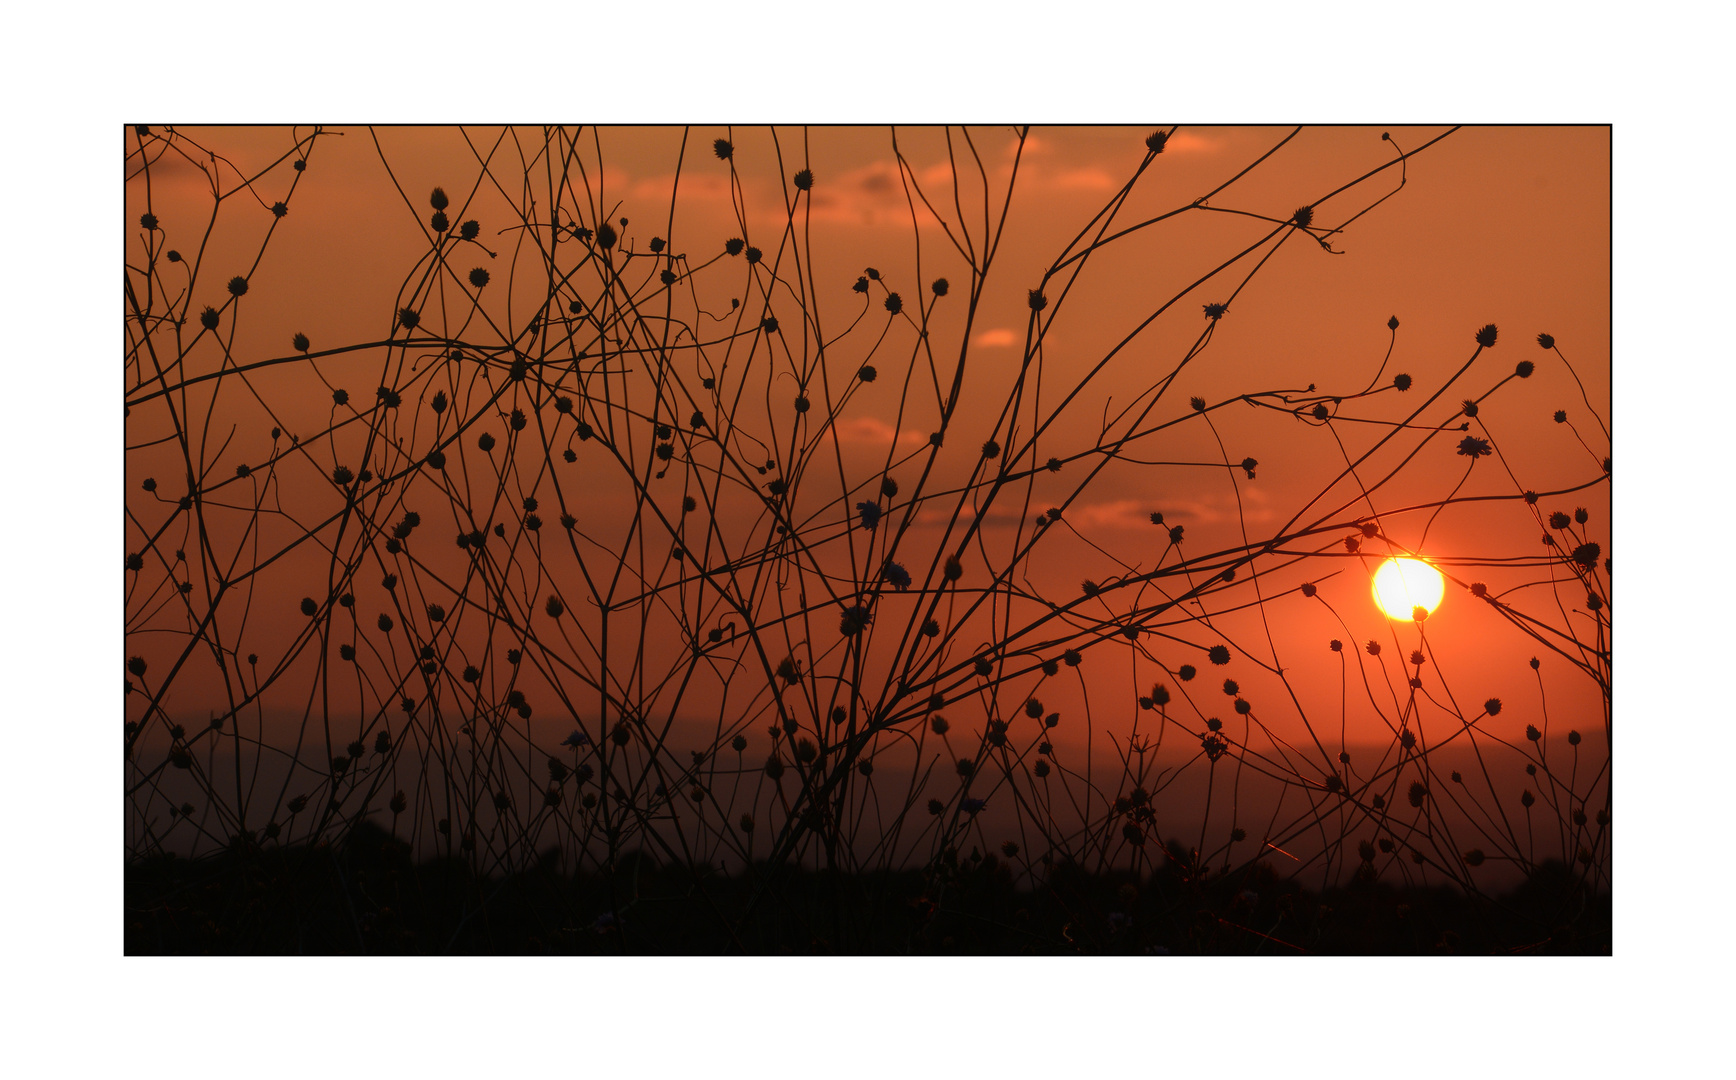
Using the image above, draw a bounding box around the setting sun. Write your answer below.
[1372,557,1446,621]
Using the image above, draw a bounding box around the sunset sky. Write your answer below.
[122,126,1611,783]
[11,6,1730,1074]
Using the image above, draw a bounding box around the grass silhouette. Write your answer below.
[123,124,1609,954]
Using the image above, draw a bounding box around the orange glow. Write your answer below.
[1372,557,1445,621]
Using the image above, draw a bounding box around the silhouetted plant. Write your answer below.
[124,125,1609,953]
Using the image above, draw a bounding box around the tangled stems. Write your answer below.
[125,126,1609,946]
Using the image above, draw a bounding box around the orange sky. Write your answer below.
[119,126,1622,929]
[125,126,1609,763]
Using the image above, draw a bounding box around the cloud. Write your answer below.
[829,415,926,448]
[1163,132,1222,156]
[1066,499,1149,529]
[628,171,732,211]
[798,161,952,230]
[1068,486,1277,530]
[973,328,1018,348]
[1153,486,1278,528]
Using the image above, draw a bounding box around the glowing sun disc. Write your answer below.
[1372,557,1445,621]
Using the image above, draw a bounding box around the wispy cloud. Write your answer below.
[829,415,926,448]
[1163,132,1223,156]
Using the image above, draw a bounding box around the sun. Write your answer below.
[1372,557,1445,621]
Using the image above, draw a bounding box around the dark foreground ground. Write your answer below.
[126,824,1609,955]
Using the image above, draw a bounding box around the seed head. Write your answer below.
[1475,324,1498,348]
[1208,645,1231,665]
[793,168,813,191]
[469,267,489,288]
[884,292,902,314]
[713,138,733,160]
[838,604,872,636]
[1291,205,1314,228]
[199,306,220,330]
[1516,360,1535,378]
[1484,698,1502,716]
[460,220,480,241]
[881,561,911,591]
[1145,130,1168,153]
